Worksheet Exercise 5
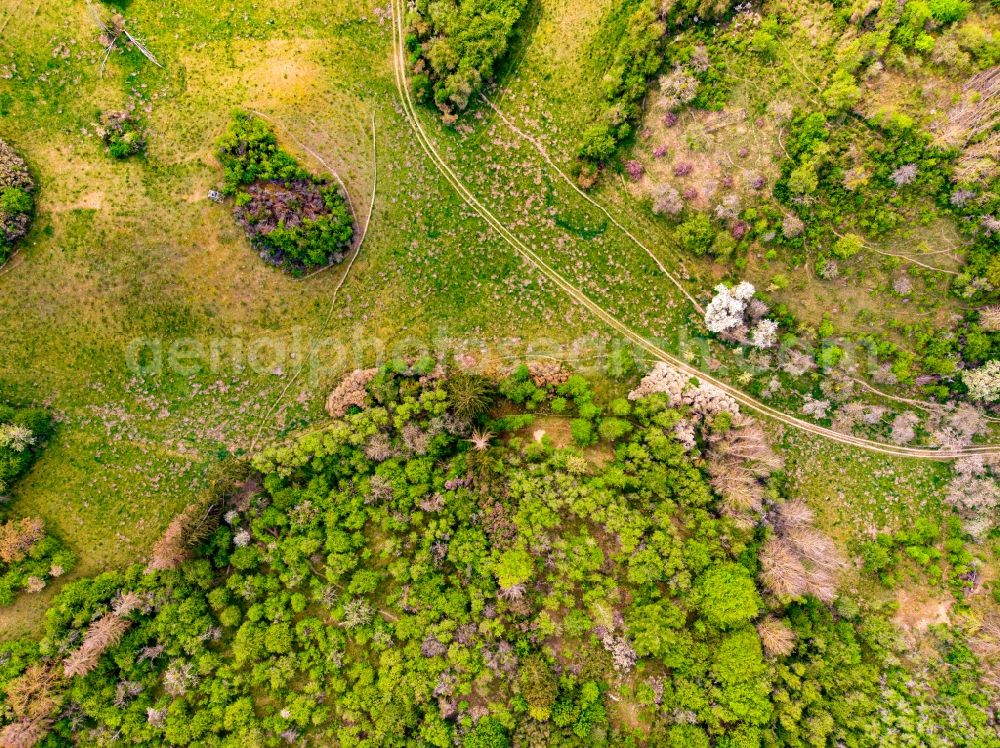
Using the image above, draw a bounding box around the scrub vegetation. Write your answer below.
[217,111,355,272]
[0,0,999,744]
[0,403,75,608]
[0,140,35,264]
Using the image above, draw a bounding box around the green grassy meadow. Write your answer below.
[0,0,989,637]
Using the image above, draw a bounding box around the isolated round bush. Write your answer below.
[832,233,864,259]
[0,139,35,259]
[96,111,146,159]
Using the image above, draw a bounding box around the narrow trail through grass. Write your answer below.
[389,0,998,460]
[250,113,379,451]
[480,93,704,314]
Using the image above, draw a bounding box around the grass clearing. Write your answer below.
[0,0,994,641]
[0,0,590,634]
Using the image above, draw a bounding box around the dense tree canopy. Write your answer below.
[0,368,996,746]
[406,0,528,118]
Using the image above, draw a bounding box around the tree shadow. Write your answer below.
[492,0,542,91]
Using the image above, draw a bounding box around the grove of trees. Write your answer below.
[0,366,996,746]
[406,0,528,120]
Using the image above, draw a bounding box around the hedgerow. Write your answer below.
[0,139,35,263]
[0,404,75,607]
[577,0,665,176]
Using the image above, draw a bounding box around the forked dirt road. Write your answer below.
[388,0,1000,461]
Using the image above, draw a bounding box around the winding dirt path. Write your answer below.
[479,93,704,313]
[389,0,999,460]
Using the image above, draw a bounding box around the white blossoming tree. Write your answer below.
[0,423,34,452]
[704,281,779,348]
[750,319,779,349]
[704,283,748,334]
[964,360,1000,403]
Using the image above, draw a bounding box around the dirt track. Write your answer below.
[389,0,1000,461]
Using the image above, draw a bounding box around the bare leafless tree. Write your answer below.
[63,614,131,678]
[757,617,795,657]
[0,718,52,748]
[759,537,809,599]
[775,500,814,532]
[87,2,162,78]
[786,527,844,572]
[4,664,57,721]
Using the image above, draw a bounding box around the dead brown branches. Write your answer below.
[759,501,844,603]
[63,613,131,678]
[325,368,377,418]
[706,412,783,523]
[0,517,44,564]
[146,501,218,573]
[942,67,1000,146]
[87,2,162,78]
[0,717,52,748]
[757,616,796,657]
[4,664,58,721]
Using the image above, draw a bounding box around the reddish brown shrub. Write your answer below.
[0,517,45,564]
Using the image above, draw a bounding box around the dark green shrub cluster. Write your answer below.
[577,0,665,173]
[0,139,35,263]
[0,370,997,745]
[857,517,944,586]
[406,0,528,118]
[216,112,354,272]
[0,518,75,606]
[773,114,957,245]
[0,403,51,493]
[217,112,308,192]
[769,598,993,747]
[848,314,1000,397]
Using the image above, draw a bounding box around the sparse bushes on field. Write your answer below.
[0,139,34,261]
